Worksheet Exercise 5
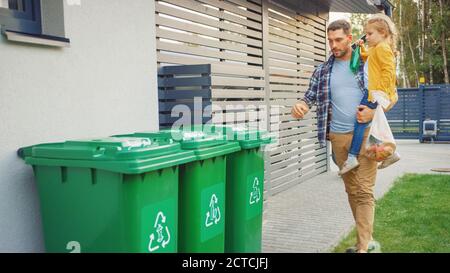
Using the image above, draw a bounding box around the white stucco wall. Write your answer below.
[0,0,158,252]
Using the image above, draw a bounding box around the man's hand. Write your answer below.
[291,101,310,119]
[357,105,375,123]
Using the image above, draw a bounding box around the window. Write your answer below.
[0,0,69,47]
[0,0,42,35]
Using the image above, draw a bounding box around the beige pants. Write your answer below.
[329,128,378,251]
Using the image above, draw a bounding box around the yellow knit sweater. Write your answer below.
[360,42,398,111]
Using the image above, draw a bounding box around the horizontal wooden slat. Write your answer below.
[269,67,312,78]
[155,15,262,48]
[268,17,315,40]
[270,76,310,85]
[226,0,262,14]
[276,131,317,144]
[212,112,263,123]
[269,138,317,155]
[269,34,326,56]
[267,3,326,37]
[276,131,317,146]
[211,76,265,88]
[212,89,265,98]
[270,92,303,99]
[159,0,262,30]
[276,126,318,138]
[270,157,327,182]
[270,84,307,91]
[269,51,322,68]
[274,112,314,122]
[270,143,322,162]
[268,62,315,74]
[210,63,265,77]
[299,12,326,29]
[270,152,327,175]
[268,26,325,49]
[155,2,263,39]
[156,26,262,56]
[197,0,262,22]
[273,105,316,115]
[157,40,263,64]
[274,119,317,130]
[212,100,266,108]
[269,41,298,56]
[158,52,221,65]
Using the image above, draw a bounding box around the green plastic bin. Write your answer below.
[18,136,196,253]
[210,126,271,253]
[122,130,241,253]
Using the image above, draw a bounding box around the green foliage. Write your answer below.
[392,0,449,87]
[350,13,369,41]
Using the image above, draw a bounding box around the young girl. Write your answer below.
[340,14,401,175]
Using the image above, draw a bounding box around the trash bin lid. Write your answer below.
[130,130,228,150]
[20,137,197,174]
[28,137,181,160]
[209,125,272,149]
[125,129,241,160]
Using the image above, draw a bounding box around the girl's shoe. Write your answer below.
[378,152,400,169]
[339,156,360,175]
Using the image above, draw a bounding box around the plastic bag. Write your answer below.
[365,91,396,162]
[350,45,361,74]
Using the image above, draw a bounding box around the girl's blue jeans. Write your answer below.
[349,91,378,156]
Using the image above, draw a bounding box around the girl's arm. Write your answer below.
[374,43,397,110]
[360,44,369,62]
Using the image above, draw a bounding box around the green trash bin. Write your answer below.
[18,136,196,253]
[122,129,241,253]
[210,126,271,253]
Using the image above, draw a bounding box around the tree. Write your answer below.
[438,0,449,84]
[393,0,449,87]
[398,0,410,87]
[350,13,369,42]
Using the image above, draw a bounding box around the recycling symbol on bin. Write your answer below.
[249,177,261,205]
[148,211,171,252]
[205,194,221,227]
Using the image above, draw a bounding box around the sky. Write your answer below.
[329,12,351,22]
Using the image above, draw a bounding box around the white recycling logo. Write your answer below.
[205,194,221,227]
[249,177,261,205]
[148,211,171,252]
[66,241,81,253]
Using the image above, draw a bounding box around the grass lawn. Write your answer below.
[333,174,450,253]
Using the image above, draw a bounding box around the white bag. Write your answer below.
[365,91,396,162]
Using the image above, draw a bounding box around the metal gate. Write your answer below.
[386,84,450,142]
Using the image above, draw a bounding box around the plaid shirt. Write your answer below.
[302,54,365,147]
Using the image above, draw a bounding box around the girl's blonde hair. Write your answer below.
[365,13,398,55]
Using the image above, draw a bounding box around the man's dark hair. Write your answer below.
[327,20,351,35]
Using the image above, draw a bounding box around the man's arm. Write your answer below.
[292,68,320,119]
[301,68,320,108]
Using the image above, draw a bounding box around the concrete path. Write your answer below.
[262,140,450,253]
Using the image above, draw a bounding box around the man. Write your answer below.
[291,20,385,253]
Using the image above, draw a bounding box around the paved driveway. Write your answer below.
[262,140,450,253]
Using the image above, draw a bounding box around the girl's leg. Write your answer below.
[350,90,378,156]
[349,121,369,156]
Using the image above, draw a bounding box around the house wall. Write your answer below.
[0,0,158,252]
